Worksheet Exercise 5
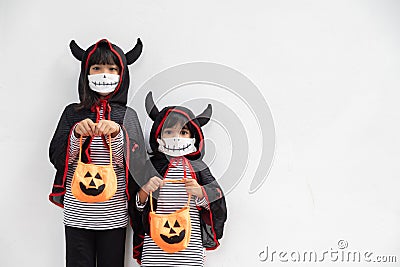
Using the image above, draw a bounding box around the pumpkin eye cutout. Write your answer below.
[160,219,186,244]
[79,171,105,196]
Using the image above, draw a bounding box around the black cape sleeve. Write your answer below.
[49,104,75,173]
[48,104,81,206]
[195,161,227,243]
[122,107,155,225]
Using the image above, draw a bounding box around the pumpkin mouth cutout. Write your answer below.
[159,219,186,244]
[160,230,186,244]
[78,171,106,196]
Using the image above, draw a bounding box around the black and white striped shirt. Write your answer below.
[63,116,128,230]
[140,158,209,267]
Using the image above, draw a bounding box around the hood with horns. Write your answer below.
[145,91,212,160]
[70,38,143,106]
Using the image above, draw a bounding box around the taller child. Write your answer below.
[49,38,146,267]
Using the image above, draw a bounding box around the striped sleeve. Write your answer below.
[136,191,148,211]
[109,126,124,168]
[195,196,209,210]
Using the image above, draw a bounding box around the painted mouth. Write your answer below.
[163,143,192,151]
[79,182,105,196]
[91,81,118,86]
[160,230,186,244]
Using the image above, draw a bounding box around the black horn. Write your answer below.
[69,40,84,61]
[126,38,143,65]
[196,104,212,127]
[145,91,160,121]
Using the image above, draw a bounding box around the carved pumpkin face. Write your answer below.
[149,205,191,253]
[79,171,105,196]
[71,161,118,203]
[160,219,186,244]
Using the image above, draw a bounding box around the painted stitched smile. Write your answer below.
[163,143,192,151]
[91,81,118,86]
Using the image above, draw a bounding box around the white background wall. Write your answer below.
[1,0,400,266]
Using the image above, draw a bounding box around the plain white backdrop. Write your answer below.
[1,0,400,266]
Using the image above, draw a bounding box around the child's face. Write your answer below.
[88,64,120,97]
[89,64,120,75]
[161,124,191,139]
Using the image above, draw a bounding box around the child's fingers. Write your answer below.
[74,124,83,136]
[147,184,157,193]
[145,176,164,192]
[185,179,198,187]
[93,121,101,136]
[185,181,196,192]
[78,119,94,136]
[154,177,164,188]
[95,124,103,136]
[184,179,202,198]
[87,119,96,136]
[184,179,191,186]
[89,121,97,136]
[95,120,118,136]
[78,119,121,136]
[96,121,110,136]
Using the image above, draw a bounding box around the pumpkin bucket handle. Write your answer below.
[78,134,113,166]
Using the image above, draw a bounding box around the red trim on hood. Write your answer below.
[84,39,125,97]
[154,109,204,156]
[183,157,198,181]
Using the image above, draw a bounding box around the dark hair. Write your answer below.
[163,111,189,129]
[162,111,197,137]
[77,43,121,110]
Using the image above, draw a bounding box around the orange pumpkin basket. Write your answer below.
[149,179,191,253]
[71,135,117,203]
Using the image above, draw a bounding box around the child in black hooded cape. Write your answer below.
[49,38,147,267]
[131,92,227,266]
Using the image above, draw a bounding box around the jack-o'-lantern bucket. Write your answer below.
[71,136,117,202]
[149,180,191,253]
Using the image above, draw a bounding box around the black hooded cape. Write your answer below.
[132,92,228,262]
[48,39,147,222]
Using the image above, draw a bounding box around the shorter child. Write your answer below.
[131,92,227,266]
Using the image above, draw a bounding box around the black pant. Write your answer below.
[65,226,126,267]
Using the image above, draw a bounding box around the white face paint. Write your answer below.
[157,138,197,157]
[88,73,120,94]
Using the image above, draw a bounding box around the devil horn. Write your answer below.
[126,38,143,65]
[69,40,84,61]
[196,104,212,127]
[145,91,160,121]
